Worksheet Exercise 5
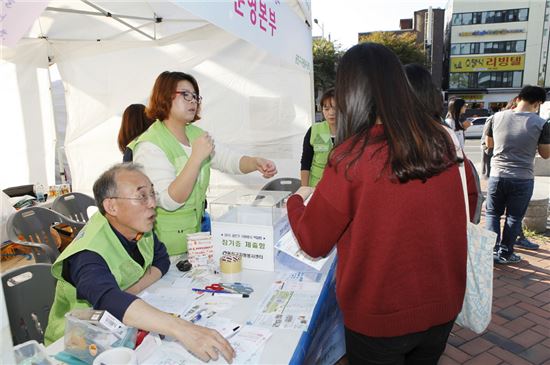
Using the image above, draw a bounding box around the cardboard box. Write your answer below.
[210,190,290,271]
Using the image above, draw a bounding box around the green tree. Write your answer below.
[358,32,425,65]
[313,38,341,100]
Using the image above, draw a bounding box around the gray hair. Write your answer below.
[92,162,144,215]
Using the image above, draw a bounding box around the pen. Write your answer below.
[225,326,241,339]
[192,288,232,294]
[190,312,202,323]
[211,292,250,298]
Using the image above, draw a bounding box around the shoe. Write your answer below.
[494,252,521,265]
[515,238,539,250]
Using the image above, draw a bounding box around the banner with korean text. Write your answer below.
[174,0,312,72]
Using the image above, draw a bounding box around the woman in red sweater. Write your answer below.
[287,43,479,364]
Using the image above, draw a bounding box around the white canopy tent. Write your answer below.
[1,0,314,197]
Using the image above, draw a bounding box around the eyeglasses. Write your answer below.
[174,90,202,104]
[108,191,158,205]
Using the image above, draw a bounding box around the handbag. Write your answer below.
[454,144,497,334]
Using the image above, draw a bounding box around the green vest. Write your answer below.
[134,120,211,255]
[127,139,138,152]
[309,121,333,187]
[44,213,154,345]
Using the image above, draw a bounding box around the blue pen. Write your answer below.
[192,288,231,294]
[190,312,202,323]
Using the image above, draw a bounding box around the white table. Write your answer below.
[47,252,343,364]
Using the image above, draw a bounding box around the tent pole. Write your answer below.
[81,0,156,40]
[45,7,157,22]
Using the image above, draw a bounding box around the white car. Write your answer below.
[464,117,488,139]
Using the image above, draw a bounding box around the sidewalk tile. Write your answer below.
[459,337,493,356]
[463,352,502,365]
[488,347,533,365]
[519,343,550,364]
[510,329,546,348]
[482,332,525,353]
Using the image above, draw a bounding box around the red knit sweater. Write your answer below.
[287,125,479,337]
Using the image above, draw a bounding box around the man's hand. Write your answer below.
[174,320,236,363]
[123,300,236,363]
[255,158,277,178]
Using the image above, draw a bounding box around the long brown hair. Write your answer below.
[146,71,201,122]
[333,43,458,183]
[117,104,153,152]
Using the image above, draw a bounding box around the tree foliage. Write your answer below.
[358,32,426,65]
[313,38,341,99]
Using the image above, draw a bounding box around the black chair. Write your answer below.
[260,178,301,194]
[52,192,96,222]
[6,207,85,262]
[2,264,57,345]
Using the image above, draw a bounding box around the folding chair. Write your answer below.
[6,207,85,262]
[2,264,57,345]
[52,192,96,222]
[260,178,302,194]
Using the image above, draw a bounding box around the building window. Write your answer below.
[450,40,526,55]
[519,8,528,21]
[452,8,529,25]
[449,71,523,89]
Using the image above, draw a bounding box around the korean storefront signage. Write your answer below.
[458,29,524,37]
[450,54,524,72]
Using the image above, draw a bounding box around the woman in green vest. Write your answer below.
[300,88,337,187]
[134,71,277,255]
[117,103,154,162]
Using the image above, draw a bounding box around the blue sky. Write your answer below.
[311,0,448,50]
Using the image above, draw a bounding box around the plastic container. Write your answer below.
[34,183,46,202]
[13,340,53,365]
[210,189,290,271]
[64,311,136,364]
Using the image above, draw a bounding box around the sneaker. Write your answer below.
[515,238,539,250]
[494,252,522,265]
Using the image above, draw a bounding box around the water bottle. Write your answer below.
[34,183,46,202]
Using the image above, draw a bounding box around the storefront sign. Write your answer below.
[458,29,524,37]
[455,94,484,100]
[450,54,524,72]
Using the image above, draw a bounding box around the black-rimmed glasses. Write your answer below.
[108,191,159,205]
[174,90,202,104]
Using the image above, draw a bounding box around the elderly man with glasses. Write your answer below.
[45,163,235,363]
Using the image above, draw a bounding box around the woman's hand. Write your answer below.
[191,133,214,161]
[172,320,236,363]
[255,158,277,178]
[294,186,314,201]
[461,119,472,130]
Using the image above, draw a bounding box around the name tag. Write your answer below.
[314,145,329,152]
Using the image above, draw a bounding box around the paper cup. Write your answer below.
[92,347,137,365]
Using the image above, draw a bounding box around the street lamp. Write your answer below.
[313,18,324,39]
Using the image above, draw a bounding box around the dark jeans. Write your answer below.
[485,177,534,256]
[344,320,455,365]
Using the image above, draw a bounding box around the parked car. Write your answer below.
[464,117,489,139]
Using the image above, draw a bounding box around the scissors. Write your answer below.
[204,283,226,292]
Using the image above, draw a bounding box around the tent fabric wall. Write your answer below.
[1,1,313,197]
[0,39,57,189]
[53,24,311,196]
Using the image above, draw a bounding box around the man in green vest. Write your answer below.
[44,163,235,363]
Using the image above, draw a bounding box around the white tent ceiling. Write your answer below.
[1,0,314,197]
